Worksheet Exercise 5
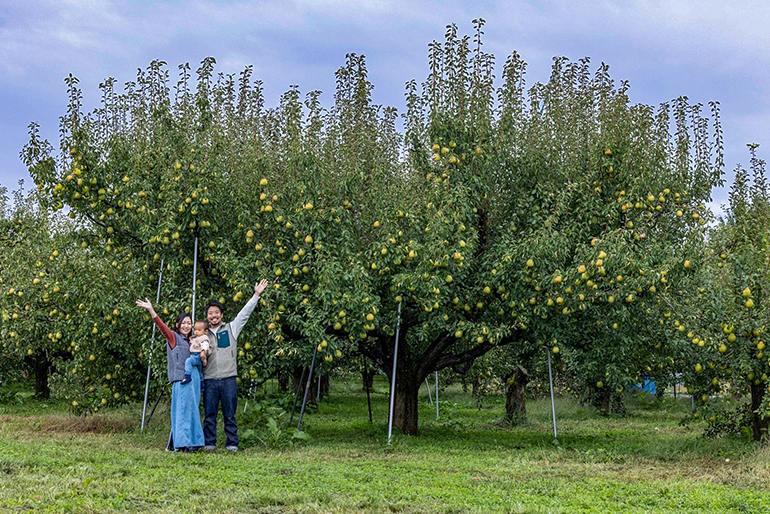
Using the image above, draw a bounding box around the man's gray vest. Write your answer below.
[203,322,238,380]
[166,333,190,383]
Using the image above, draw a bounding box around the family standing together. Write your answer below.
[136,278,269,452]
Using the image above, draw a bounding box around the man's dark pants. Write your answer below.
[203,376,238,447]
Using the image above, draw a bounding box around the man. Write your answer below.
[203,278,269,452]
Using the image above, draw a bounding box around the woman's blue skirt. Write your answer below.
[168,366,204,450]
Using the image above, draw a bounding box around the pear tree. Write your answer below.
[351,21,724,432]
[679,146,770,440]
[0,185,147,410]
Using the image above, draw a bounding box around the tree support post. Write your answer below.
[288,367,306,425]
[435,371,439,419]
[145,386,166,427]
[244,378,258,413]
[364,356,373,424]
[191,237,198,320]
[141,258,165,432]
[297,344,319,431]
[387,302,402,445]
[547,347,558,445]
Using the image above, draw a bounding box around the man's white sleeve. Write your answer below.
[230,294,260,340]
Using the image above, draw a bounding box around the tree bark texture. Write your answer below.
[391,367,419,435]
[26,353,50,398]
[505,365,528,424]
[750,384,769,442]
[291,366,304,395]
[277,372,290,393]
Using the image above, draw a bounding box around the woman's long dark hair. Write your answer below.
[173,312,193,339]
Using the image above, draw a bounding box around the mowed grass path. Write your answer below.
[1,377,769,513]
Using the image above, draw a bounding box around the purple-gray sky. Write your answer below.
[3,0,769,214]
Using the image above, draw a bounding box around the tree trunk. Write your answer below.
[362,366,375,391]
[595,388,611,413]
[320,374,329,398]
[303,373,318,407]
[472,376,483,409]
[750,384,769,442]
[291,366,317,407]
[389,367,420,435]
[307,373,319,407]
[505,365,528,425]
[291,366,304,393]
[277,371,290,392]
[26,353,50,398]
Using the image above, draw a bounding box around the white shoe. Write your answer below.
[225,446,238,452]
[203,445,217,451]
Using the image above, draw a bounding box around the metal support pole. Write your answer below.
[297,344,319,430]
[191,237,199,320]
[140,329,156,432]
[141,258,165,432]
[145,387,165,427]
[244,379,257,413]
[317,374,321,402]
[547,348,558,444]
[387,302,402,445]
[288,367,306,424]
[435,371,439,419]
[425,378,433,406]
[364,357,373,424]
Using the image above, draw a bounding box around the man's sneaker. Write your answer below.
[203,445,217,451]
[225,446,238,453]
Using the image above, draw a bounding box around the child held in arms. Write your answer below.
[191,320,211,364]
[182,320,209,386]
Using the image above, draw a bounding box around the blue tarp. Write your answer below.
[630,379,656,395]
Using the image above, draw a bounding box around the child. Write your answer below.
[190,320,211,364]
[180,337,204,385]
[183,320,210,391]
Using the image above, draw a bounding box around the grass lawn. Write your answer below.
[0,375,768,513]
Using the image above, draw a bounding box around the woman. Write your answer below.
[136,299,204,452]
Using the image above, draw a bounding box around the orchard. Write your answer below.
[2,21,768,441]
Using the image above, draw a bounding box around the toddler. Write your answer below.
[190,320,211,364]
[181,320,210,390]
[180,337,203,385]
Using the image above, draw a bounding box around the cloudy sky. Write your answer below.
[2,0,768,212]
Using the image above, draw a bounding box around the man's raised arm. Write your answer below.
[230,279,269,339]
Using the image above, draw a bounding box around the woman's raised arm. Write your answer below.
[136,299,177,349]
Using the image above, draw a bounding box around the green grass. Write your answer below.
[0,376,768,513]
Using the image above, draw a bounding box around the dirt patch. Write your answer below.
[42,414,137,434]
[2,413,137,434]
